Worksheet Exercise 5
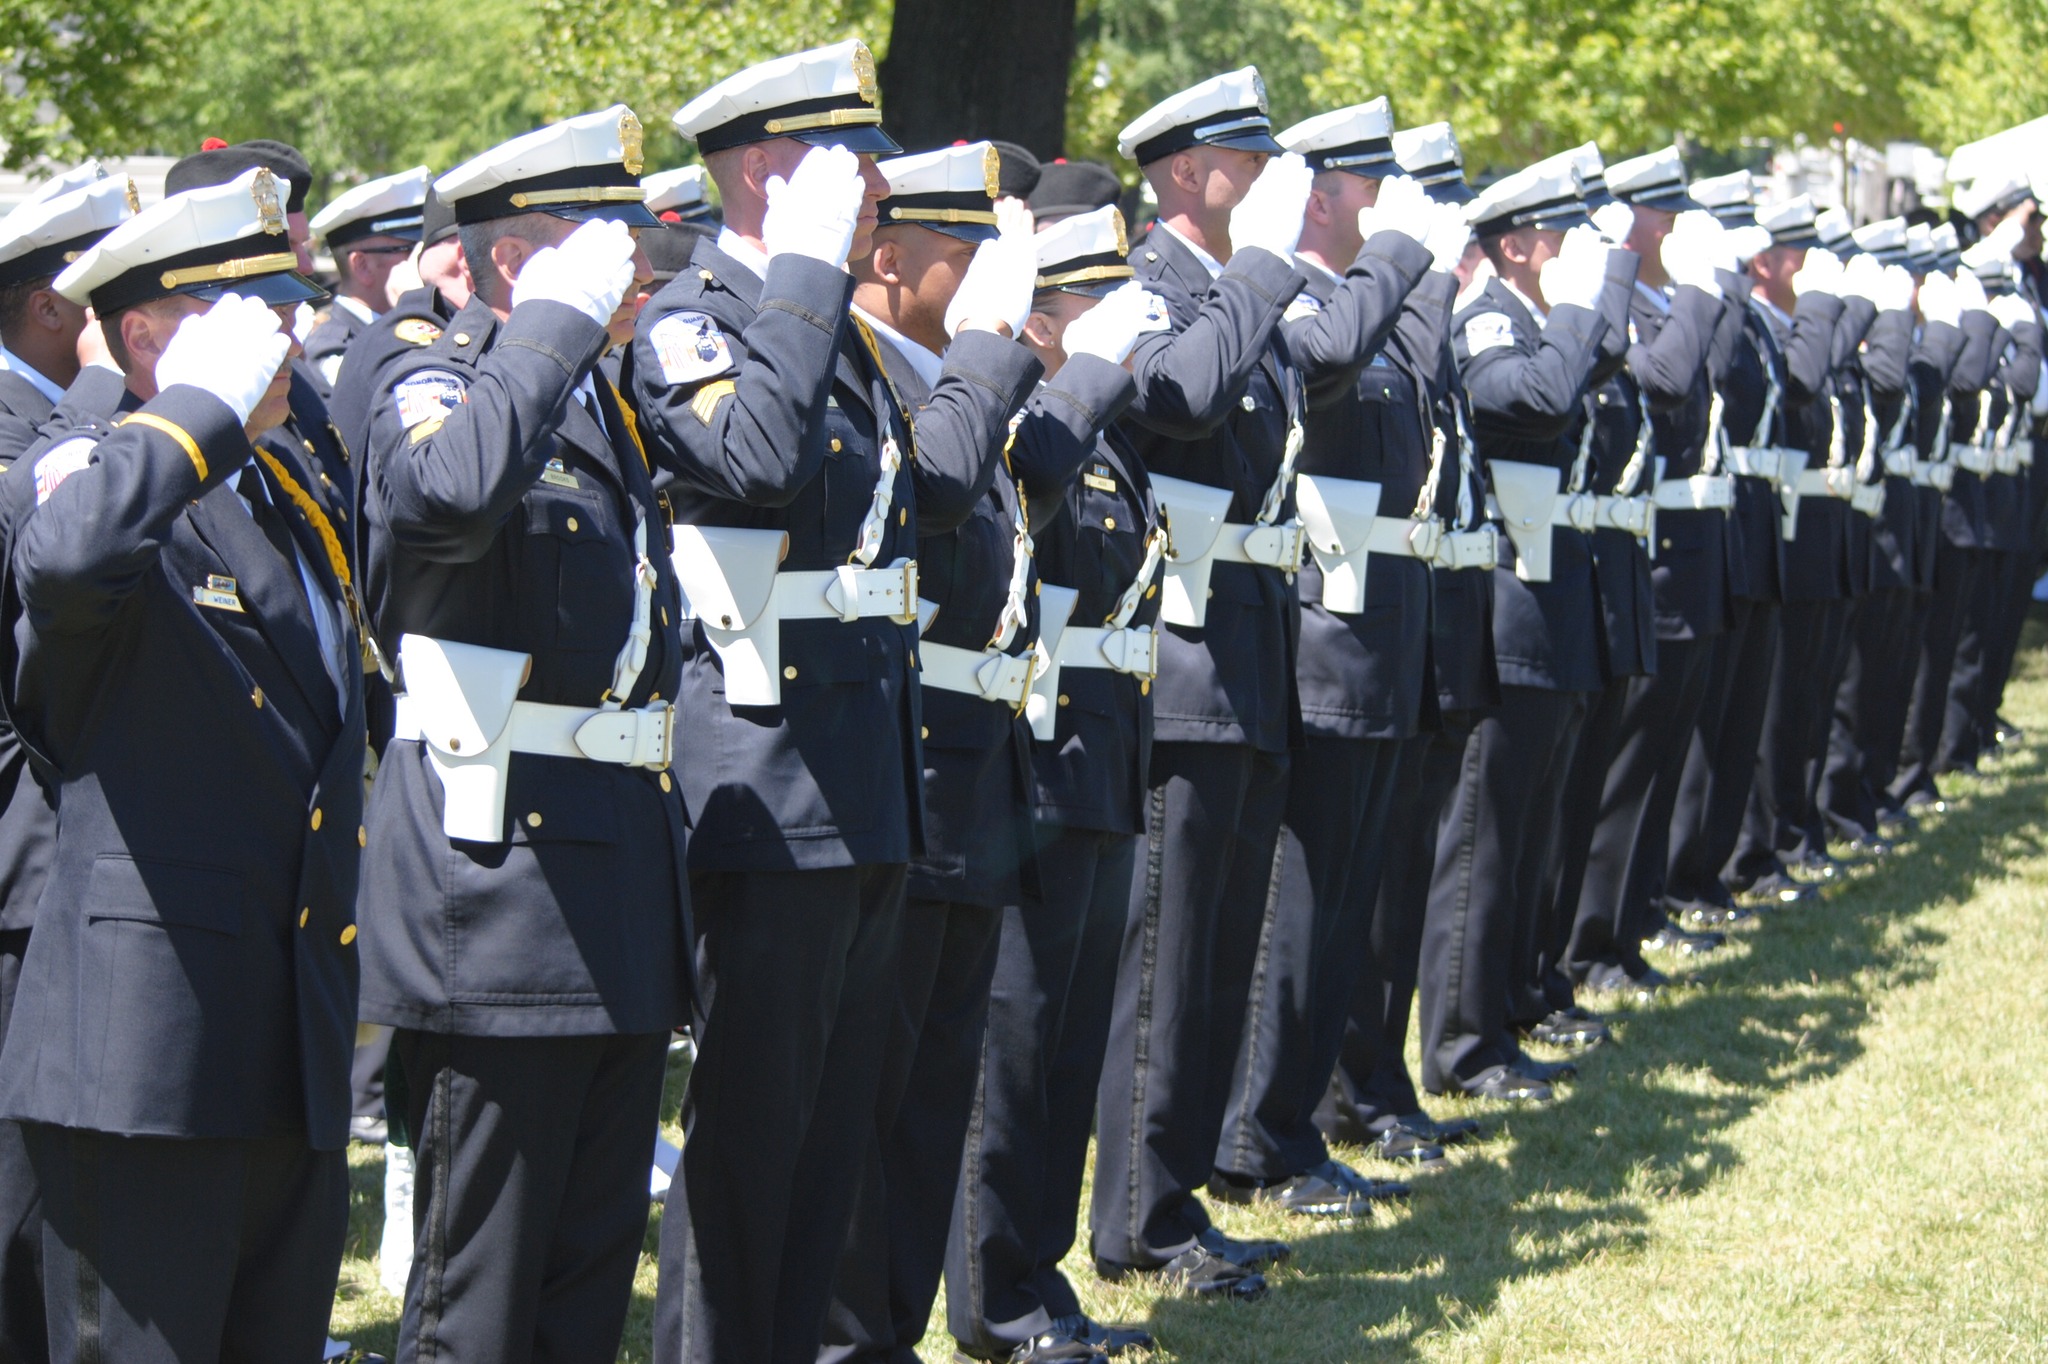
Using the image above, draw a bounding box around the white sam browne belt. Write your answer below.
[1293,473,1493,612]
[1146,473,1305,628]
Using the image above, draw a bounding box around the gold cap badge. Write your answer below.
[853,42,879,106]
[124,177,141,215]
[1112,206,1129,257]
[251,168,285,236]
[983,145,1003,199]
[1252,72,1269,114]
[619,110,645,175]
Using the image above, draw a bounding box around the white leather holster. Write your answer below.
[2017,438,2035,467]
[1652,473,1736,512]
[1995,443,2021,475]
[1295,472,1382,614]
[1771,448,1812,540]
[1022,584,1080,741]
[1486,460,1564,582]
[671,524,918,707]
[1883,448,1916,478]
[1954,441,1993,474]
[1149,474,1303,626]
[394,635,673,842]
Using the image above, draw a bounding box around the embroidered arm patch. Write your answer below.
[651,311,737,385]
[391,369,468,428]
[1462,312,1515,356]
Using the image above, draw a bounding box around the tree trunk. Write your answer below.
[879,0,1077,159]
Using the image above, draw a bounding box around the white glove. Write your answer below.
[1062,281,1169,365]
[1791,247,1843,299]
[1356,174,1431,247]
[762,144,867,266]
[155,292,290,427]
[1954,270,1992,316]
[1660,218,1723,297]
[1676,210,1735,274]
[1877,264,1917,314]
[1836,252,1886,306]
[1919,272,1962,328]
[1985,213,2027,261]
[1228,153,1313,261]
[1591,201,1636,247]
[1990,292,2037,331]
[1421,200,1471,272]
[945,199,1038,339]
[1728,224,1772,264]
[511,217,636,326]
[1538,233,1609,312]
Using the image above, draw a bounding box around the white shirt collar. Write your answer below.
[1499,277,1549,326]
[1158,221,1225,280]
[1634,280,1673,315]
[1295,253,1343,287]
[0,345,63,405]
[849,304,945,392]
[715,226,772,283]
[334,293,378,326]
[1752,293,1793,330]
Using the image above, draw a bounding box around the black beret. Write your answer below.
[987,140,1042,199]
[1029,160,1123,222]
[167,139,313,214]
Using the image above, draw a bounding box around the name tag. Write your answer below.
[1083,471,1117,494]
[193,574,244,613]
[541,459,580,490]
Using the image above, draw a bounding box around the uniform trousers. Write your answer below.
[0,930,44,1364]
[1666,596,1779,906]
[1729,598,1847,885]
[1818,587,1916,841]
[1567,636,1713,977]
[1864,590,1934,818]
[1894,541,1981,807]
[1419,687,1587,1094]
[23,1123,345,1364]
[394,1029,667,1364]
[948,827,1135,1356]
[821,896,1002,1364]
[1941,550,2011,770]
[1215,735,1401,1184]
[1794,596,1864,857]
[1985,545,2033,735]
[1318,717,1473,1142]
[1547,676,1630,992]
[1090,741,1288,1268]
[657,864,906,1364]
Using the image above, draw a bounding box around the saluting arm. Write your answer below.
[1999,318,2045,402]
[1286,232,1433,401]
[1009,355,1138,533]
[1456,300,1609,440]
[908,331,1045,535]
[1860,308,1915,397]
[1124,249,1305,438]
[1779,293,1843,405]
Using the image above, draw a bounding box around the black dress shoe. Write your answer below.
[1876,805,1918,837]
[1734,871,1817,905]
[1901,790,1947,815]
[1582,961,1668,997]
[1196,1225,1291,1269]
[1210,1168,1359,1217]
[954,1331,1105,1363]
[1995,716,2024,746]
[1512,1052,1577,1083]
[1315,1157,1412,1200]
[1642,925,1721,957]
[1676,899,1753,928]
[1370,1125,1447,1165]
[1791,850,1843,881]
[1097,1244,1269,1299]
[1523,1008,1611,1048]
[1461,1064,1552,1102]
[1052,1315,1152,1356]
[1849,834,1894,857]
[1395,1112,1486,1145]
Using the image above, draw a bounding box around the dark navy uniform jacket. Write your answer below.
[1422,273,1498,714]
[863,322,1060,910]
[359,296,690,1039]
[330,285,456,473]
[1978,320,2044,554]
[0,371,55,452]
[1941,310,2007,551]
[300,300,371,403]
[1754,292,1845,601]
[1286,231,1435,740]
[1029,396,1160,836]
[1717,286,1789,605]
[1579,254,1656,682]
[1826,297,1881,596]
[270,368,355,517]
[1454,273,1610,693]
[629,239,1037,875]
[1631,282,1730,642]
[1857,307,1917,593]
[1123,227,1307,753]
[0,382,365,1149]
[1908,320,1969,591]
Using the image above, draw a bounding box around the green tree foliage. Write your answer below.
[1899,0,2048,153]
[0,0,204,167]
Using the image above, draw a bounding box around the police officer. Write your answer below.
[0,166,130,441]
[1,167,361,1362]
[1087,66,1310,1296]
[355,107,687,1364]
[302,166,432,400]
[817,141,1052,1363]
[632,42,1032,1363]
[1320,120,1500,1158]
[1209,98,1440,1217]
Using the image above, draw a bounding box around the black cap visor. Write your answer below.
[795,124,903,156]
[1624,187,1700,215]
[546,200,663,229]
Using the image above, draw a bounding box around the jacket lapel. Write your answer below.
[183,482,341,725]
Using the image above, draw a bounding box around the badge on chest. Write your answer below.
[1082,463,1118,494]
[192,574,245,613]
[541,457,580,490]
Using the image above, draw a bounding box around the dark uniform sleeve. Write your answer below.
[1707,269,1749,386]
[1284,231,1434,400]
[1009,354,1137,532]
[1860,308,1915,397]
[1587,248,1641,386]
[1455,298,1609,442]
[369,300,606,563]
[1124,246,1306,438]
[630,254,852,507]
[2001,318,2045,402]
[904,329,1044,535]
[14,386,250,636]
[1780,293,1844,406]
[1951,310,2003,398]
[1628,284,1723,411]
[1829,297,1878,369]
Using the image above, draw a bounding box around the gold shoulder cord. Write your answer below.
[250,447,379,672]
[605,376,653,472]
[848,313,915,446]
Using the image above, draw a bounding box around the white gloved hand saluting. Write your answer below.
[1877,264,1917,314]
[1791,247,1844,299]
[1063,280,1170,365]
[1918,272,1963,328]
[1421,200,1471,273]
[1356,174,1431,247]
[762,144,868,267]
[1836,252,1886,306]
[1591,200,1636,247]
[1660,216,1723,297]
[1954,269,1992,317]
[1228,153,1314,261]
[1990,293,2039,332]
[1539,226,1611,312]
[946,198,1039,339]
[1675,210,1736,275]
[155,292,290,428]
[511,217,637,326]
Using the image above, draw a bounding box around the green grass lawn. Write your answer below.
[332,630,2048,1362]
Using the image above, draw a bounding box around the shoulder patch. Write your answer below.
[1283,291,1324,323]
[33,435,97,506]
[651,310,737,386]
[392,369,468,428]
[1462,312,1515,356]
[394,318,442,346]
